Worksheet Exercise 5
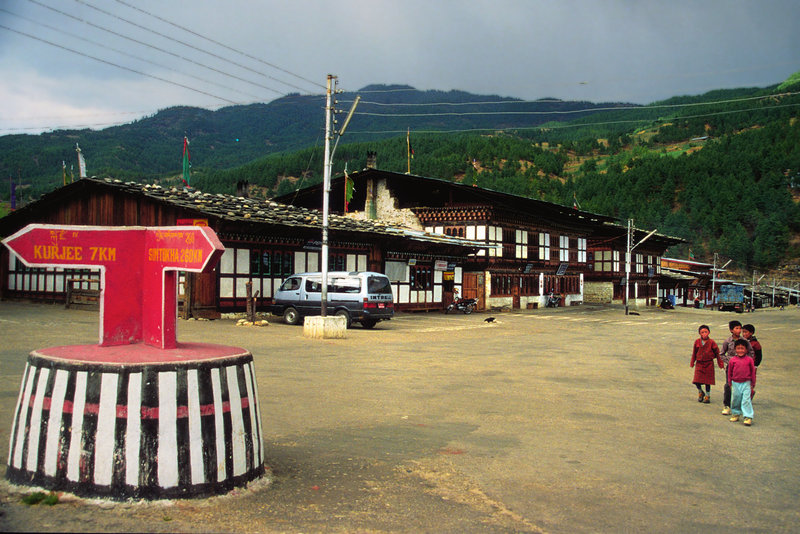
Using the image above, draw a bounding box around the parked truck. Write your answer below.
[717,284,744,313]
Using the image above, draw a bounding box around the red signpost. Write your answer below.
[3,224,265,500]
[3,224,224,349]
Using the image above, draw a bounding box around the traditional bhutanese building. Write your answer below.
[0,177,483,315]
[275,164,683,310]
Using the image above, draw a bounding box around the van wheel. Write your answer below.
[334,309,351,328]
[283,307,300,325]
[361,318,377,329]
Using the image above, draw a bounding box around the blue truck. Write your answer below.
[717,284,744,313]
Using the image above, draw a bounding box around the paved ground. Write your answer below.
[0,301,798,533]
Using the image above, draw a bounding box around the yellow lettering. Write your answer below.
[89,247,114,262]
[147,248,202,264]
[33,245,85,261]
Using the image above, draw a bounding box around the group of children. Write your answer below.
[690,320,763,426]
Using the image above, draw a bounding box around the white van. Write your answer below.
[271,271,394,328]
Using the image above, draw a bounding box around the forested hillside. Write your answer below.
[196,81,800,272]
[3,78,800,273]
[0,85,631,202]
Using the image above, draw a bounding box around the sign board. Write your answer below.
[556,263,569,276]
[524,264,534,274]
[3,224,224,349]
[176,218,209,226]
[407,258,417,266]
[434,260,448,271]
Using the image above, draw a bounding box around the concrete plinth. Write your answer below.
[6,343,264,500]
[303,315,347,339]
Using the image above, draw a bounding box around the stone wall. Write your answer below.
[584,281,613,304]
[349,178,424,230]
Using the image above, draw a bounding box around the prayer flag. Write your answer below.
[344,163,354,212]
[76,144,87,178]
[182,136,191,187]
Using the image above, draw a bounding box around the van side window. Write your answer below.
[306,279,322,293]
[279,277,301,291]
[330,277,361,294]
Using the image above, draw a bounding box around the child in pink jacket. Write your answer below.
[727,339,756,426]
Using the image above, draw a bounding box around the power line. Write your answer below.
[73,0,312,95]
[112,0,325,92]
[0,23,239,105]
[26,0,284,97]
[2,120,134,133]
[0,6,265,102]
[347,102,800,136]
[350,92,800,118]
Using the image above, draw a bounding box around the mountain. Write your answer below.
[195,77,800,273]
[0,85,637,202]
[3,76,800,273]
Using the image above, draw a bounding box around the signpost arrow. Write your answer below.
[3,224,224,349]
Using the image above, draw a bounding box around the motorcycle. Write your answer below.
[545,292,561,308]
[445,297,476,314]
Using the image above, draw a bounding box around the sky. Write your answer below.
[0,0,798,136]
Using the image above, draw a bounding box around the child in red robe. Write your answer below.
[690,324,723,403]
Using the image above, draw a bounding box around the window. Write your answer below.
[559,235,569,262]
[330,277,361,293]
[594,250,620,272]
[539,232,550,261]
[385,261,408,282]
[488,225,503,257]
[577,238,587,263]
[515,230,528,259]
[444,226,465,237]
[410,265,432,290]
[368,275,393,294]
[636,253,644,274]
[328,253,346,272]
[279,277,301,291]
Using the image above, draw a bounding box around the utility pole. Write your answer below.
[625,219,632,315]
[711,252,718,307]
[319,75,360,318]
[320,74,334,317]
[624,219,657,315]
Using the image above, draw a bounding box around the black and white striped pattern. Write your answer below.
[6,352,264,499]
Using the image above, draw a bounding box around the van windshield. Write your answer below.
[368,276,392,294]
[279,277,301,291]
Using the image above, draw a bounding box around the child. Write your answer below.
[727,339,756,426]
[742,324,763,399]
[719,320,753,415]
[690,325,723,403]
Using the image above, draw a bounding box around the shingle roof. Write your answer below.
[2,177,486,250]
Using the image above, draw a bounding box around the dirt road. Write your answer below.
[1,301,798,533]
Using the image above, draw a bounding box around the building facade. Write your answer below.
[0,178,481,315]
[276,167,683,310]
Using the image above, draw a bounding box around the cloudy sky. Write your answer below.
[1,0,798,135]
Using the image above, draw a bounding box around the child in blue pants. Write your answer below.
[728,339,756,426]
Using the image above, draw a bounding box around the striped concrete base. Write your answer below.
[6,343,264,500]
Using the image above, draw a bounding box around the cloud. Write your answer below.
[0,0,798,134]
